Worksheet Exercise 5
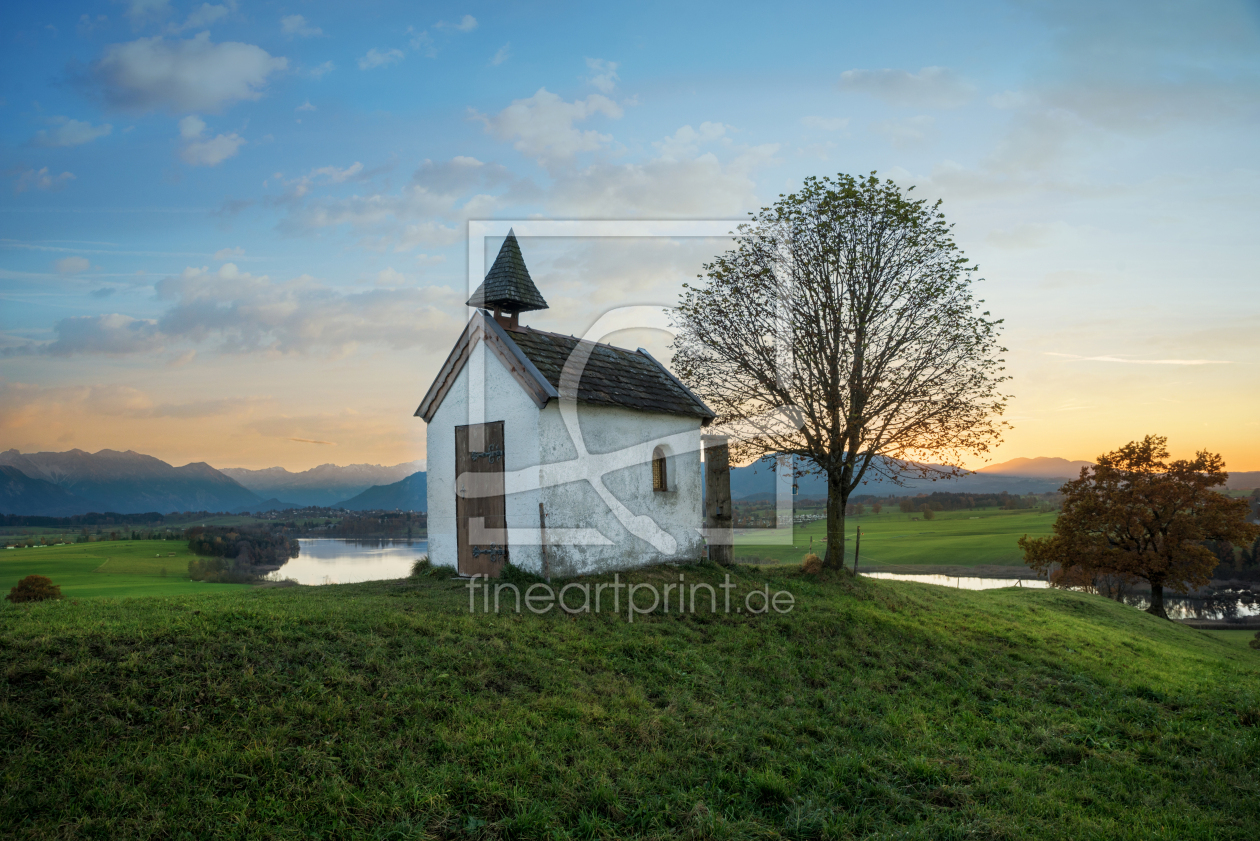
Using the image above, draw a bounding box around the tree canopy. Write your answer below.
[1019,435,1260,618]
[672,173,1008,569]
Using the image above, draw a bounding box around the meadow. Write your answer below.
[735,507,1057,568]
[0,541,252,599]
[2,563,1258,839]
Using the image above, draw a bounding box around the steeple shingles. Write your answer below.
[466,229,548,313]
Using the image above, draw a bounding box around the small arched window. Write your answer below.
[652,446,668,492]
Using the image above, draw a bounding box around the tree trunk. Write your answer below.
[825,471,847,571]
[1146,581,1169,619]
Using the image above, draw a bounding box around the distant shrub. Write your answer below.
[188,557,255,584]
[6,575,62,603]
[1251,631,1260,651]
[801,553,822,575]
[920,505,935,521]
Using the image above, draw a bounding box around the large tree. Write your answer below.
[1018,435,1260,618]
[672,173,1009,570]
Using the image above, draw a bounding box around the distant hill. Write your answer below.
[0,449,261,515]
[336,471,427,511]
[232,498,305,514]
[0,465,101,517]
[730,457,1069,501]
[730,454,1260,499]
[221,461,424,507]
[977,456,1094,478]
[1228,471,1260,490]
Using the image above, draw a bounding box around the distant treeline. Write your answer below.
[860,491,1051,512]
[1,512,166,527]
[186,526,299,583]
[273,511,426,539]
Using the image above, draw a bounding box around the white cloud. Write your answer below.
[177,115,245,166]
[989,90,1032,109]
[358,48,404,70]
[838,66,975,108]
[213,246,244,260]
[307,61,335,79]
[437,15,478,32]
[374,267,407,286]
[654,122,729,160]
[408,28,435,56]
[281,14,322,37]
[141,264,462,356]
[549,144,778,218]
[490,44,511,66]
[295,100,316,112]
[585,58,619,93]
[472,88,623,165]
[125,0,171,26]
[78,14,108,36]
[801,115,848,132]
[90,32,287,113]
[45,313,163,356]
[278,161,365,197]
[871,115,935,147]
[33,117,113,147]
[170,3,230,33]
[10,167,75,194]
[54,256,91,275]
[1045,352,1233,365]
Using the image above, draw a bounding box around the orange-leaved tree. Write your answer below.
[1018,435,1260,619]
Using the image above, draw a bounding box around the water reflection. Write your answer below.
[1120,590,1259,620]
[862,571,1260,620]
[268,539,428,585]
[861,572,1048,591]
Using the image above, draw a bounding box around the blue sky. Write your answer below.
[2,0,1259,471]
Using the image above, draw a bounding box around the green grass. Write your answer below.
[1204,629,1259,650]
[735,507,1057,567]
[1,541,252,599]
[2,564,1258,839]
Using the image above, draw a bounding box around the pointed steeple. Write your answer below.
[466,229,548,313]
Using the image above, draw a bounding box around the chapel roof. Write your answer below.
[465,230,548,313]
[506,327,715,421]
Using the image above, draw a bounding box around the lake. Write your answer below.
[863,571,1260,620]
[268,539,429,585]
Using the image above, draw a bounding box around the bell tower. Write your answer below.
[466,229,548,330]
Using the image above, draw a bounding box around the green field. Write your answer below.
[735,507,1057,567]
[0,541,251,599]
[2,564,1258,839]
[1204,629,1259,650]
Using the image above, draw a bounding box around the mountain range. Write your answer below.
[0,449,260,515]
[220,461,424,508]
[337,471,428,512]
[0,448,1254,518]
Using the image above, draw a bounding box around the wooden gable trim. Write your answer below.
[415,319,475,422]
[482,314,558,407]
[415,311,556,423]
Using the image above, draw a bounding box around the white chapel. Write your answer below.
[416,232,732,578]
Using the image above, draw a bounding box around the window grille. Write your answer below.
[652,447,667,491]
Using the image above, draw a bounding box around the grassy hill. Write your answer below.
[2,564,1257,839]
[1,541,252,599]
[736,507,1057,567]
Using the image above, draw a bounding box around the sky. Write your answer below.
[1,0,1258,472]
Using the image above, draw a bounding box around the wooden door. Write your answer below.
[455,421,508,577]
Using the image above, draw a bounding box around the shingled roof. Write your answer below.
[466,230,548,313]
[506,327,714,421]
